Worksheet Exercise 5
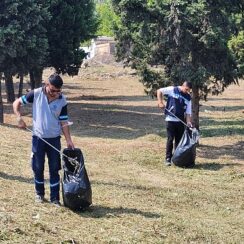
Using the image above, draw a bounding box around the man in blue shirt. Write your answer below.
[13,74,74,206]
[157,81,192,166]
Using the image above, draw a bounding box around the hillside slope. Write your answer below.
[0,65,243,243]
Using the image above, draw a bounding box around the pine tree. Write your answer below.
[0,0,98,121]
[46,0,98,75]
[0,0,49,102]
[112,0,242,129]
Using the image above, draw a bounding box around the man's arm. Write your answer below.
[13,98,27,129]
[59,103,74,149]
[186,100,193,127]
[157,89,165,108]
[61,122,74,149]
[157,86,174,109]
[186,114,192,125]
[13,91,34,129]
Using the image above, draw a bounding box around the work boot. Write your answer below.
[35,195,44,203]
[164,158,171,166]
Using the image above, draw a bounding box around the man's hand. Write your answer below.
[66,139,75,149]
[158,102,165,109]
[187,121,193,128]
[17,116,27,129]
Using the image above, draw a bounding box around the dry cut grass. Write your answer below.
[0,65,243,243]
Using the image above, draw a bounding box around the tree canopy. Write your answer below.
[0,0,49,75]
[0,0,98,122]
[0,0,49,101]
[229,31,244,76]
[47,0,98,75]
[112,0,243,128]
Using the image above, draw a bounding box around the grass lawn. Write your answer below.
[0,65,243,243]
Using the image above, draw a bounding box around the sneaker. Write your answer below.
[35,195,44,203]
[165,158,171,166]
[51,200,61,207]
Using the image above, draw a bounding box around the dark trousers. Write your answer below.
[32,136,61,201]
[166,121,185,160]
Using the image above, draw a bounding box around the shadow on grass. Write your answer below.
[63,85,108,92]
[201,104,244,112]
[80,205,161,219]
[208,97,243,101]
[194,163,242,171]
[91,180,159,192]
[197,141,244,166]
[69,95,151,102]
[68,102,164,140]
[2,95,165,139]
[0,172,33,184]
[200,118,244,127]
[199,117,244,137]
[3,90,243,139]
[200,127,244,137]
[198,141,244,161]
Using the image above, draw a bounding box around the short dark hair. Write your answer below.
[183,81,192,89]
[48,74,63,88]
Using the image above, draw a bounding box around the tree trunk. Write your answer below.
[192,85,200,130]
[34,68,43,88]
[4,72,15,103]
[0,74,4,123]
[30,68,43,89]
[18,73,24,98]
[30,71,35,90]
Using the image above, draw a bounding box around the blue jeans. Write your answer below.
[32,136,61,201]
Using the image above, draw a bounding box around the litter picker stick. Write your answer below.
[25,125,79,167]
[164,106,192,129]
[26,127,64,156]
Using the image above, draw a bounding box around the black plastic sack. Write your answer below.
[172,128,200,167]
[62,148,92,211]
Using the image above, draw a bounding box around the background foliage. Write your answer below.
[111,0,244,128]
[96,0,120,37]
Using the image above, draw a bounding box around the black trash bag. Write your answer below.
[172,128,200,167]
[62,148,92,211]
